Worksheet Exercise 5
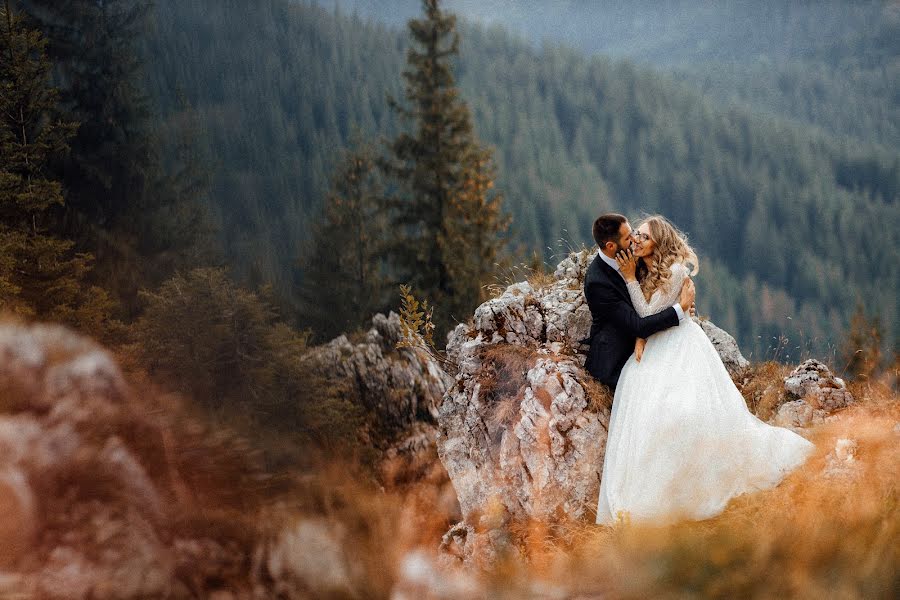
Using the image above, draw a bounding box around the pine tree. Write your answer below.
[382,0,508,339]
[296,139,388,341]
[18,0,212,315]
[18,0,153,227]
[131,267,364,449]
[441,144,511,309]
[0,1,115,334]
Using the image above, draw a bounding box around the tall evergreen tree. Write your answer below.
[382,0,508,339]
[18,0,153,225]
[441,144,511,309]
[0,1,115,333]
[17,0,212,315]
[296,139,389,341]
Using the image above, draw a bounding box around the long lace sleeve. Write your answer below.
[626,263,688,317]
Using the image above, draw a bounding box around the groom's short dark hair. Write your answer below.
[592,213,627,247]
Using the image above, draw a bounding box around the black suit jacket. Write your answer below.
[580,254,679,390]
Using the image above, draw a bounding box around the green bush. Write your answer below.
[130,267,364,451]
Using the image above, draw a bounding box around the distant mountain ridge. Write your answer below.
[319,0,900,149]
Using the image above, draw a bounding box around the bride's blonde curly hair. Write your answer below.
[635,215,699,302]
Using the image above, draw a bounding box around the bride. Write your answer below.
[595,215,816,526]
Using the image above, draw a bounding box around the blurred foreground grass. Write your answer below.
[295,379,898,599]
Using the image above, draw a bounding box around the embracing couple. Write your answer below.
[581,213,815,526]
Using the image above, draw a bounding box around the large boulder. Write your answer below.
[438,353,609,526]
[784,359,854,411]
[695,317,750,378]
[436,249,751,564]
[0,322,175,597]
[771,359,854,429]
[0,321,288,598]
[304,311,452,443]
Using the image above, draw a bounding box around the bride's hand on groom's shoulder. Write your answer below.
[679,277,696,312]
[615,249,638,281]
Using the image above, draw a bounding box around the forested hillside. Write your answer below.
[140,0,898,361]
[326,0,900,148]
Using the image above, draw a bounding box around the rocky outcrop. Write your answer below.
[304,311,452,443]
[772,360,854,430]
[784,359,854,411]
[696,317,750,378]
[0,320,376,598]
[435,248,754,565]
[438,351,609,527]
[438,251,608,531]
[0,322,177,598]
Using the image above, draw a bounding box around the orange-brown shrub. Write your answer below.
[737,361,793,419]
[478,344,540,430]
[580,375,614,414]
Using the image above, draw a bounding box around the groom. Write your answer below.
[581,213,695,390]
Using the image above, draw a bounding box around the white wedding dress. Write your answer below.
[595,262,815,526]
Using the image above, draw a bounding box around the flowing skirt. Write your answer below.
[595,319,815,526]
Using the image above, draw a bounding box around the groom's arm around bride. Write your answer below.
[581,214,695,390]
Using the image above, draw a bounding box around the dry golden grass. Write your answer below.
[484,256,560,299]
[738,361,794,419]
[580,373,615,414]
[526,268,559,292]
[138,310,900,599]
[302,383,896,597]
[482,385,900,599]
[126,323,895,598]
[478,344,539,430]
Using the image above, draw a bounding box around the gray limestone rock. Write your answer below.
[473,282,544,346]
[305,311,453,439]
[393,548,484,599]
[434,248,755,565]
[265,519,359,599]
[822,438,861,479]
[784,359,854,411]
[695,317,750,378]
[765,359,856,431]
[437,353,609,528]
[771,399,829,430]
